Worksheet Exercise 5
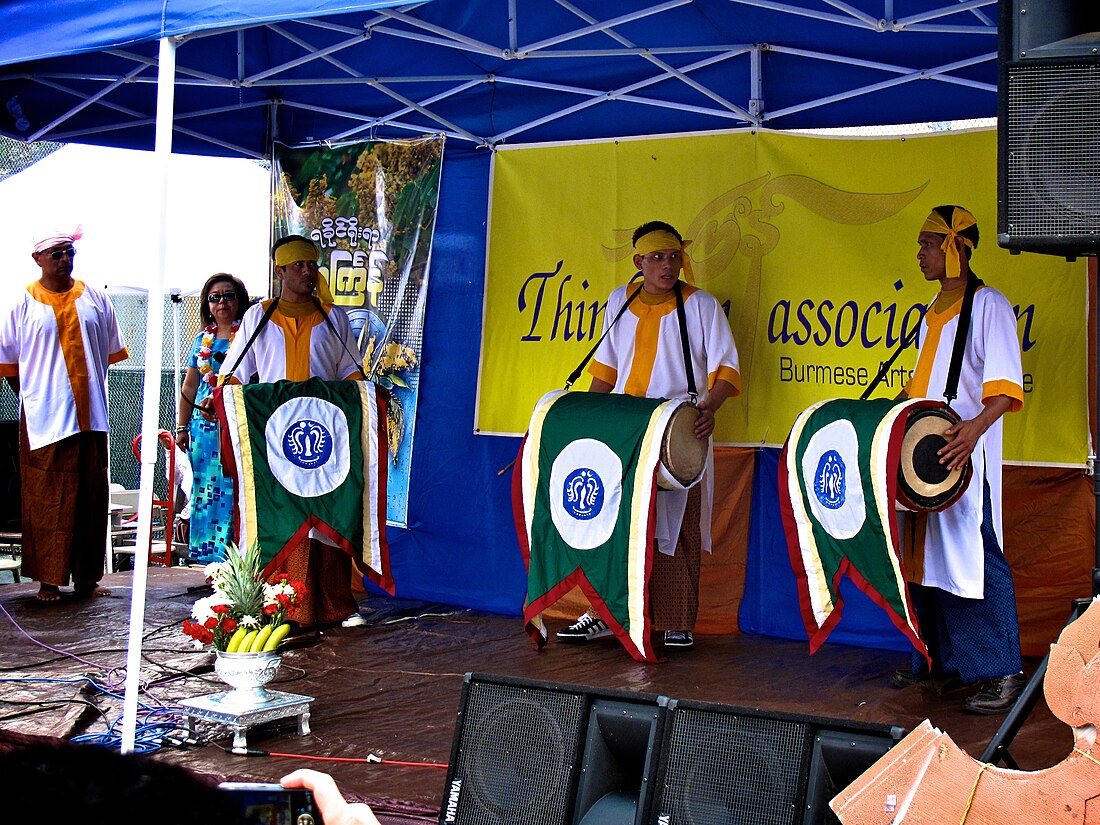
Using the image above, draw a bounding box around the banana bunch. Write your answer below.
[224,622,291,653]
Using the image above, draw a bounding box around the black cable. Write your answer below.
[0,697,112,727]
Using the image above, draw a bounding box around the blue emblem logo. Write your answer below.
[562,468,604,520]
[814,450,846,510]
[282,419,332,469]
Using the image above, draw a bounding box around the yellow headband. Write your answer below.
[634,229,694,283]
[274,239,335,302]
[921,208,976,281]
[273,239,319,267]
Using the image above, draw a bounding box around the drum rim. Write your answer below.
[896,407,972,512]
[658,403,707,489]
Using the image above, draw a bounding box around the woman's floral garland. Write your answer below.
[196,319,240,386]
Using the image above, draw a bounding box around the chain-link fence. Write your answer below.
[107,291,204,498]
[0,136,63,183]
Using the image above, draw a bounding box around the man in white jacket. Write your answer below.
[892,205,1026,714]
[557,220,741,650]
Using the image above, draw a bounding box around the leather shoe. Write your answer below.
[963,672,1027,715]
[890,669,930,689]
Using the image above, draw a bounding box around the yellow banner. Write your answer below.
[478,129,1087,466]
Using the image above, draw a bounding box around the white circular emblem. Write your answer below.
[548,439,623,550]
[265,396,351,498]
[801,419,866,540]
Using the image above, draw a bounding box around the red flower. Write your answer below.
[203,617,218,630]
[263,603,278,616]
[182,620,215,645]
[222,618,238,633]
[276,593,291,609]
[210,603,230,615]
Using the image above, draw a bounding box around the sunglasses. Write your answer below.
[207,293,238,303]
[48,247,76,260]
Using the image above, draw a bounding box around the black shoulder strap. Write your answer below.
[220,297,280,383]
[859,305,928,401]
[673,281,698,404]
[565,284,643,389]
[943,274,981,404]
[312,297,367,378]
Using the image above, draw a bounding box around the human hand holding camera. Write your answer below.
[281,770,382,825]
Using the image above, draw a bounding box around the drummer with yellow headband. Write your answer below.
[556,220,741,650]
[893,205,1027,714]
[212,234,367,629]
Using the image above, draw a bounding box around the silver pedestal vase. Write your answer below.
[214,650,283,707]
[180,649,313,750]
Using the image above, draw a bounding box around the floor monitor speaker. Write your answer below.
[650,699,903,825]
[997,0,1100,256]
[441,673,666,825]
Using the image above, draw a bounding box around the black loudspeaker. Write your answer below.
[441,673,666,825]
[441,675,903,825]
[0,420,19,532]
[997,0,1100,256]
[650,699,904,825]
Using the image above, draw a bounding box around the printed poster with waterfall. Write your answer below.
[273,135,444,525]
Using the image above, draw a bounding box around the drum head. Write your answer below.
[897,407,971,512]
[659,404,708,489]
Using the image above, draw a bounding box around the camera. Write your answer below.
[219,782,322,825]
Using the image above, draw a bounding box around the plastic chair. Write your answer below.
[127,430,189,567]
[0,532,20,583]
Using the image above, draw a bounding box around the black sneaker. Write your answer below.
[963,672,1027,715]
[663,630,694,649]
[556,612,612,643]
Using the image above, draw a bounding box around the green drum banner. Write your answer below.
[273,135,444,525]
[215,378,392,594]
[516,390,685,662]
[780,396,930,662]
[478,128,1087,468]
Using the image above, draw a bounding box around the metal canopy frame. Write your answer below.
[0,0,997,158]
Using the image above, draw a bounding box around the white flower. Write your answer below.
[191,592,232,623]
[238,614,261,629]
[262,580,297,608]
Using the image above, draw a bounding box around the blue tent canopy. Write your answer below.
[0,0,999,622]
[0,0,997,157]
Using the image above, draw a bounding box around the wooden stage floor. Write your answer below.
[0,567,1072,823]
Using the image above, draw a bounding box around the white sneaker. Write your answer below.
[341,612,368,628]
[556,611,612,643]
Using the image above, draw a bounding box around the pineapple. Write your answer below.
[218,541,264,622]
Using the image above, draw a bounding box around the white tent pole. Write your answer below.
[121,35,175,755]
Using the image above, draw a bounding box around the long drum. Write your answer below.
[896,405,972,512]
[657,403,708,490]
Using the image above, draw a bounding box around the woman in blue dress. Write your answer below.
[175,273,249,564]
